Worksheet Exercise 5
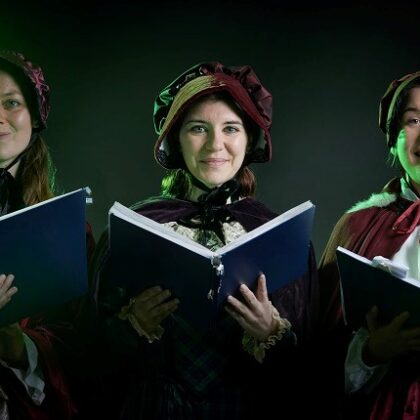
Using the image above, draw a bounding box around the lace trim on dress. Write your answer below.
[242,305,293,363]
[118,298,164,344]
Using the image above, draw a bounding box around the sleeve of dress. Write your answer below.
[345,327,389,394]
[0,333,45,405]
[270,241,319,344]
[252,241,318,368]
[89,230,148,363]
[20,318,77,418]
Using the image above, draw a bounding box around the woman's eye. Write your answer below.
[224,126,239,134]
[190,125,206,133]
[405,117,420,126]
[4,99,21,109]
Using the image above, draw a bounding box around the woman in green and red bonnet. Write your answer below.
[92,62,319,419]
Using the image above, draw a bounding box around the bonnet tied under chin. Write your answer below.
[178,178,240,244]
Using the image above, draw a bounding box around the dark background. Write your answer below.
[1,1,419,260]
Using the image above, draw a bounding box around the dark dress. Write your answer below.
[91,196,320,419]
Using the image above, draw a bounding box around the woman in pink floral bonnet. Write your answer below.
[0,50,94,419]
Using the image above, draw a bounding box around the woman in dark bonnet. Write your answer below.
[319,70,420,419]
[92,62,319,419]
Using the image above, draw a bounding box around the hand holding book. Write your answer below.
[336,247,420,328]
[109,200,315,330]
[0,274,17,310]
[225,274,278,342]
[117,285,180,342]
[122,272,279,343]
[362,306,420,366]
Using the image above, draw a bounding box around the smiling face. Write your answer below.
[179,98,248,189]
[0,70,33,176]
[392,86,420,193]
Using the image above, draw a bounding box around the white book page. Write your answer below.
[216,200,314,255]
[0,187,89,222]
[337,246,372,265]
[109,202,213,258]
[337,246,420,289]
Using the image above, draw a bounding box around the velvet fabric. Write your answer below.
[131,195,277,231]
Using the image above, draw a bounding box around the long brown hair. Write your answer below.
[0,59,56,205]
[161,91,258,199]
[16,134,56,205]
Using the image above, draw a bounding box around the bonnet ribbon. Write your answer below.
[392,199,420,235]
[179,177,240,244]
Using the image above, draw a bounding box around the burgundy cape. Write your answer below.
[319,178,420,419]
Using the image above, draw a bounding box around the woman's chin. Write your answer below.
[197,176,228,189]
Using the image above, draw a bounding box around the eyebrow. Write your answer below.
[184,119,244,125]
[403,106,420,114]
[1,90,23,97]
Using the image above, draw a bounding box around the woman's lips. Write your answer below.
[200,158,228,167]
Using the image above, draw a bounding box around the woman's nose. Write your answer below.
[206,130,223,151]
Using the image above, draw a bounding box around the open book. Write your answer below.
[336,246,420,328]
[108,200,315,330]
[0,188,91,326]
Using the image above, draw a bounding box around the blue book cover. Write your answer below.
[337,247,420,328]
[109,200,315,330]
[0,188,90,326]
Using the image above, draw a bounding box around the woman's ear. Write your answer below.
[32,120,39,129]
